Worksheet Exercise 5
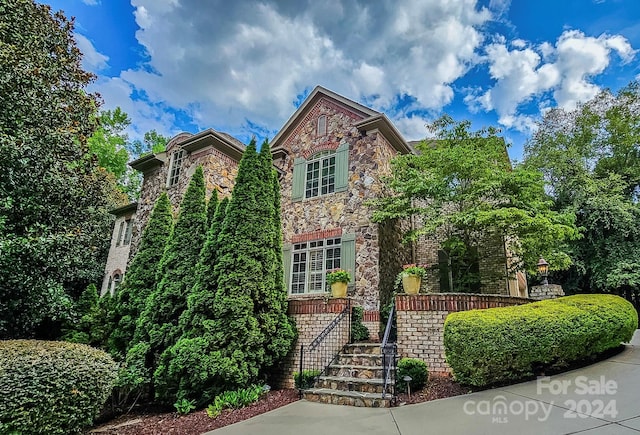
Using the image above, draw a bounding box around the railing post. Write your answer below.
[298,343,304,397]
[348,298,352,343]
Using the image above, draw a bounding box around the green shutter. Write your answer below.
[334,142,349,192]
[341,233,356,284]
[283,244,292,292]
[292,157,306,201]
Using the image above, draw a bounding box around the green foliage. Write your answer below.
[61,284,113,347]
[173,398,196,415]
[108,193,173,359]
[444,294,638,387]
[131,167,207,400]
[397,358,428,391]
[294,370,321,389]
[88,108,130,181]
[0,1,114,339]
[206,385,265,418]
[351,306,370,342]
[155,140,295,404]
[326,268,351,285]
[372,115,579,285]
[524,82,640,294]
[0,340,118,434]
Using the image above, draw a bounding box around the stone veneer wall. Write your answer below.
[130,138,238,259]
[274,97,400,317]
[273,297,351,389]
[529,284,565,300]
[395,293,531,374]
[101,209,136,296]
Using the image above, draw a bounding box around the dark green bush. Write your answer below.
[396,358,428,392]
[294,369,321,389]
[351,306,370,342]
[0,340,118,434]
[444,294,638,387]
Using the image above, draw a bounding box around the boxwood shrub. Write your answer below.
[0,340,118,434]
[444,294,638,387]
[396,358,428,392]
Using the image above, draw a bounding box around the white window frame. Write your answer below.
[167,149,185,187]
[305,151,336,199]
[123,219,133,246]
[290,237,341,295]
[317,115,327,136]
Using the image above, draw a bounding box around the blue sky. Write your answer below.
[46,0,639,161]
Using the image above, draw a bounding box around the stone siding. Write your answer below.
[395,293,531,374]
[130,138,238,259]
[529,284,565,300]
[274,97,399,315]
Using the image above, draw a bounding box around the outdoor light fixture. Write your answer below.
[403,375,413,397]
[537,257,549,285]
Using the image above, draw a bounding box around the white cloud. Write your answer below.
[466,29,635,131]
[92,0,491,139]
[74,33,109,72]
[81,0,99,5]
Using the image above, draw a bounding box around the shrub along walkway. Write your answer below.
[206,330,640,435]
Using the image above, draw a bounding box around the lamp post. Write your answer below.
[537,257,549,286]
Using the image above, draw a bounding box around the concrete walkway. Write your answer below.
[205,331,640,435]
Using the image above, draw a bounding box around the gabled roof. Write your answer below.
[129,152,166,172]
[109,202,138,216]
[179,128,245,161]
[271,86,413,155]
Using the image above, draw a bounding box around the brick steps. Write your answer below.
[302,342,394,407]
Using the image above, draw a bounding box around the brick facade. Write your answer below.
[395,293,531,374]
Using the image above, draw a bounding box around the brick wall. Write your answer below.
[529,284,565,300]
[272,297,351,388]
[395,293,531,374]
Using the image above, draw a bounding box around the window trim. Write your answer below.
[304,150,336,199]
[317,115,327,136]
[289,237,342,295]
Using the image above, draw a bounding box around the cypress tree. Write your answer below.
[133,166,207,379]
[256,140,296,371]
[107,192,173,358]
[206,191,218,229]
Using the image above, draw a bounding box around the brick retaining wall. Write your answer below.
[396,293,531,374]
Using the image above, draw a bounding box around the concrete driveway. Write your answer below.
[205,331,640,435]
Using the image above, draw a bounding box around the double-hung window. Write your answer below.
[305,151,335,198]
[290,237,342,294]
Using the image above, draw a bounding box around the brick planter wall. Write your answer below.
[273,297,351,388]
[395,293,531,374]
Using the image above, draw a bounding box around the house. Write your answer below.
[109,86,523,337]
[101,202,137,296]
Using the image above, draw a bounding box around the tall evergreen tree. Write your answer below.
[0,1,114,338]
[132,166,207,379]
[206,191,219,229]
[107,192,173,358]
[154,140,295,405]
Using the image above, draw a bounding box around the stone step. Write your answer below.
[336,353,383,366]
[327,364,387,379]
[343,343,381,355]
[303,388,391,408]
[315,375,386,394]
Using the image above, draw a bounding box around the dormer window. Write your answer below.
[167,149,185,187]
[317,115,327,136]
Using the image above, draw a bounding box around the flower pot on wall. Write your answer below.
[331,282,348,298]
[402,275,421,295]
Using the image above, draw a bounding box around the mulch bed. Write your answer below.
[89,389,300,435]
[396,374,471,405]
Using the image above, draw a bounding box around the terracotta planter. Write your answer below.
[331,282,348,298]
[402,275,421,294]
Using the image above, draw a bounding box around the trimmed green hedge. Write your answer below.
[0,340,118,434]
[397,358,428,392]
[444,294,638,387]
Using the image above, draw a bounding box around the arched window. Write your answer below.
[111,272,122,294]
[317,115,327,136]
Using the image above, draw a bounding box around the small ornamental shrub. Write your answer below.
[326,268,351,285]
[444,294,638,387]
[351,306,370,342]
[397,358,428,392]
[294,369,321,389]
[173,398,196,415]
[0,340,118,435]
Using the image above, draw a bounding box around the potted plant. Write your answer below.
[396,264,426,295]
[326,268,351,298]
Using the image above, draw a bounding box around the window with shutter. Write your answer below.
[291,142,349,201]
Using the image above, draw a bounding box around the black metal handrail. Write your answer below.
[298,299,351,393]
[381,300,397,401]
